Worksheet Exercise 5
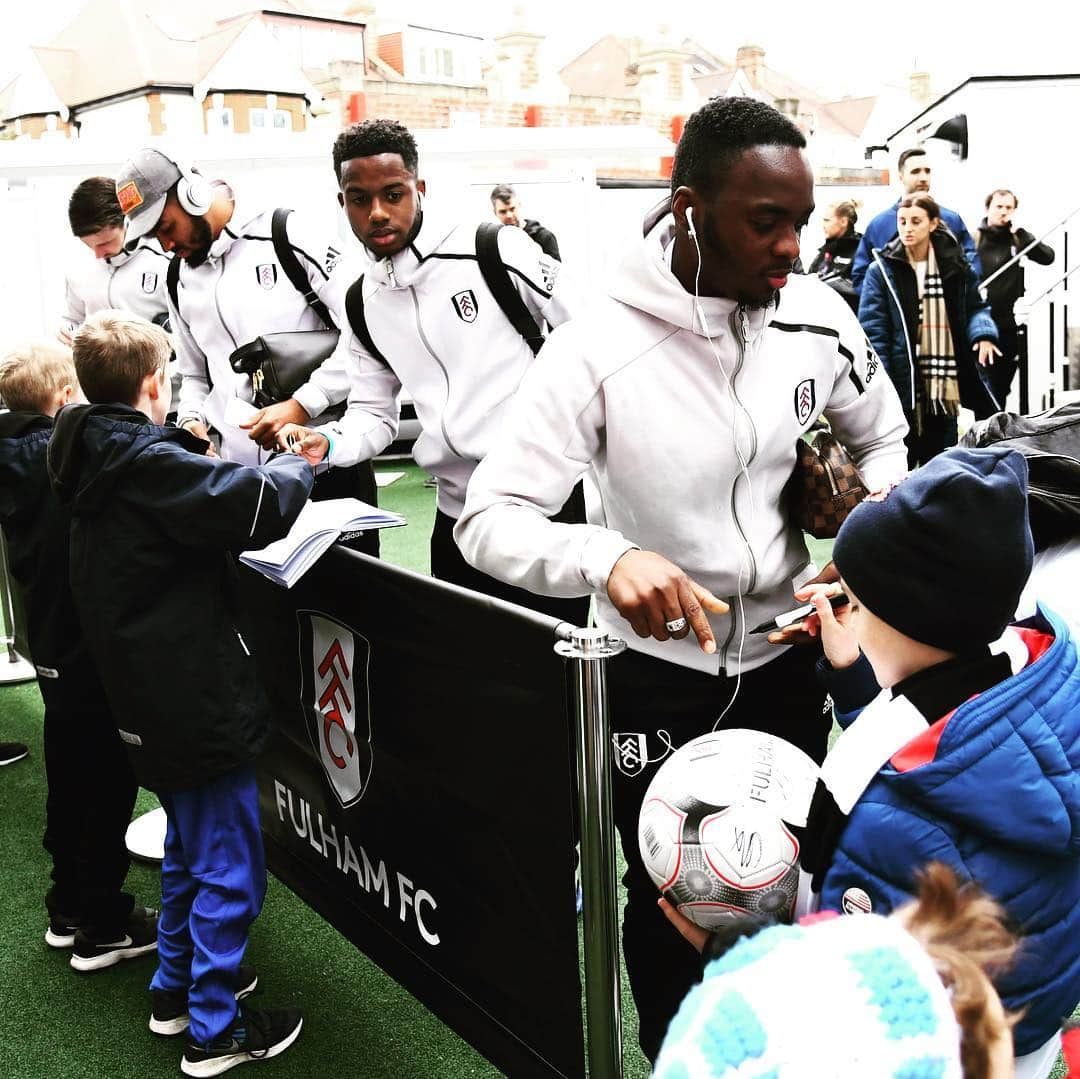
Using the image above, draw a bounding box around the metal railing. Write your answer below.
[981,204,1080,413]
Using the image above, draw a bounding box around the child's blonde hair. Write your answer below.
[0,340,77,413]
[900,862,1021,1078]
[73,309,170,407]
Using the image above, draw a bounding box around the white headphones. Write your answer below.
[686,204,697,237]
[176,160,213,217]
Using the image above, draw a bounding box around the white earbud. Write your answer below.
[686,205,697,237]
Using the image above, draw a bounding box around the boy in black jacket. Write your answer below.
[0,339,155,967]
[49,310,314,1076]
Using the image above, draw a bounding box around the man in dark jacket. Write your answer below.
[0,339,154,968]
[976,189,1055,418]
[490,183,562,260]
[49,309,312,1075]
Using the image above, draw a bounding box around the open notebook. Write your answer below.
[240,497,405,588]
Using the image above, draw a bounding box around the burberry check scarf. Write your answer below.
[911,242,961,432]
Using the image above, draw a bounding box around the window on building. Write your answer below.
[250,108,293,132]
[207,107,234,132]
[436,48,454,78]
[417,48,427,76]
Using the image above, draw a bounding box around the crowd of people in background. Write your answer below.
[0,95,1077,1079]
[806,146,1055,465]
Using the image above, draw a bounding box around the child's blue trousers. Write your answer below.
[150,765,266,1044]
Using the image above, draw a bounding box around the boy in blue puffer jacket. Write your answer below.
[800,446,1080,1078]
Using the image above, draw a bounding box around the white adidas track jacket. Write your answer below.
[456,214,910,675]
[168,199,358,464]
[61,239,172,337]
[317,206,577,517]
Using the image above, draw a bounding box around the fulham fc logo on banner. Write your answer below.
[452,289,478,323]
[256,264,278,290]
[794,378,816,425]
[298,612,374,808]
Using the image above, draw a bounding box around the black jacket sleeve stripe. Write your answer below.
[770,320,865,394]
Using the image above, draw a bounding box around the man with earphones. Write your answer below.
[112,147,378,549]
[456,96,910,1061]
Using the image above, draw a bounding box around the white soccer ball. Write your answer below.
[638,729,819,930]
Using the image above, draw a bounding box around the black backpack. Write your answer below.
[344,221,545,365]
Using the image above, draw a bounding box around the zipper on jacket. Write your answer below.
[236,630,251,656]
[409,286,464,459]
[212,253,240,352]
[385,256,397,288]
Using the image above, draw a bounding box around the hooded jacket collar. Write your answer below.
[0,411,52,439]
[362,205,460,289]
[606,212,775,337]
[48,403,205,511]
[207,194,257,262]
[880,227,967,278]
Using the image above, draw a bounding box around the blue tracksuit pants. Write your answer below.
[149,765,266,1044]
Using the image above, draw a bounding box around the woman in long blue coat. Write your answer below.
[858,193,1000,466]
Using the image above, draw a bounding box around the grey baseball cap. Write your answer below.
[116,148,183,243]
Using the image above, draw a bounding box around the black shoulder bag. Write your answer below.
[227,208,340,407]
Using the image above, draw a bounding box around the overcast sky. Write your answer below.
[3,0,1076,102]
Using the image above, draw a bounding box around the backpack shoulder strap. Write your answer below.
[345,275,388,366]
[474,221,545,356]
[271,207,336,331]
[166,255,181,313]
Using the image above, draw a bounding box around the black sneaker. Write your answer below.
[0,741,28,766]
[69,906,158,972]
[181,1005,303,1076]
[45,910,82,949]
[150,965,259,1037]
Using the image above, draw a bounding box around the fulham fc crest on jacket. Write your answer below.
[794,378,816,425]
[141,272,158,294]
[298,611,374,808]
[452,289,478,323]
[256,264,278,290]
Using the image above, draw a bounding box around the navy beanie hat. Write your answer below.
[832,447,1034,651]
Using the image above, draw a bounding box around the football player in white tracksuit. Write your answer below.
[62,175,171,331]
[113,147,379,550]
[278,119,586,621]
[455,98,910,1062]
[61,238,171,341]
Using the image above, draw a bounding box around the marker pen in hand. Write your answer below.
[750,592,850,635]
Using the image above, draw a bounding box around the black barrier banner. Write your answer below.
[243,548,585,1079]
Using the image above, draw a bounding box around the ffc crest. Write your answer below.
[256,264,278,290]
[794,378,816,425]
[298,612,374,808]
[452,289,478,323]
[141,272,158,294]
[613,732,649,777]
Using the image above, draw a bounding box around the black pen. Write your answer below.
[750,592,850,635]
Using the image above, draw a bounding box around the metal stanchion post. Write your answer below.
[555,626,626,1079]
[0,527,36,684]
[1015,297,1030,415]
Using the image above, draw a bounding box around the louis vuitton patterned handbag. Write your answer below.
[787,430,869,539]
